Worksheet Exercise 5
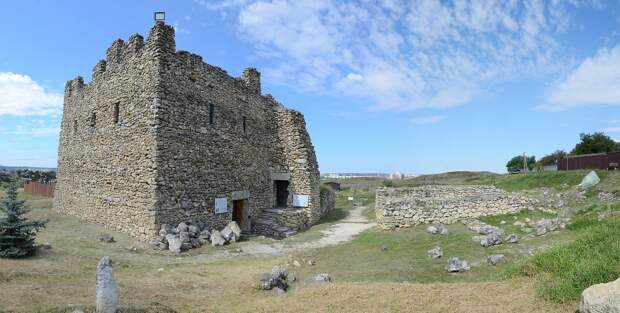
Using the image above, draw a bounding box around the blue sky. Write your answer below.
[1,0,620,174]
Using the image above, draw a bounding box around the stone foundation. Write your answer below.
[375,185,540,229]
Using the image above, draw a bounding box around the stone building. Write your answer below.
[53,22,327,241]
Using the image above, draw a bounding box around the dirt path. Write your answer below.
[221,206,376,257]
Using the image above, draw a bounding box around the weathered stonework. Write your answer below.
[54,22,326,241]
[375,185,540,229]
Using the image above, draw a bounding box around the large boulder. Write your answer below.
[445,257,470,273]
[96,256,119,313]
[220,223,240,243]
[166,234,182,253]
[210,230,226,246]
[176,222,189,234]
[580,277,620,313]
[578,170,600,189]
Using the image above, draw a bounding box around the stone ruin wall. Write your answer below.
[55,22,323,241]
[54,31,161,240]
[375,185,540,229]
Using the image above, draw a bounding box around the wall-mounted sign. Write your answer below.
[214,197,228,214]
[293,194,309,207]
[347,196,354,201]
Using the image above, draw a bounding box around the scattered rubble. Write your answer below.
[313,273,331,282]
[150,221,242,253]
[427,246,443,259]
[426,224,448,235]
[505,234,518,243]
[487,254,506,266]
[99,234,115,243]
[445,257,470,273]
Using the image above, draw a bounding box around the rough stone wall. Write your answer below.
[375,185,540,229]
[55,21,323,240]
[54,32,160,240]
[275,107,322,226]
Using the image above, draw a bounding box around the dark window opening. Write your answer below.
[242,116,247,135]
[113,103,119,124]
[73,119,78,133]
[274,180,289,208]
[90,112,96,128]
[209,103,214,125]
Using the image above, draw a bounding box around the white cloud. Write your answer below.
[0,119,59,136]
[538,44,620,111]
[0,72,62,116]
[206,0,587,112]
[410,115,447,125]
[604,127,620,133]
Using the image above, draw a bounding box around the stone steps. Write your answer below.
[253,211,299,238]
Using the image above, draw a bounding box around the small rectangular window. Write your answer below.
[113,103,119,124]
[209,103,215,125]
[91,112,96,128]
[242,116,247,135]
[73,119,78,133]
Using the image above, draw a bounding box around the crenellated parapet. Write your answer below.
[242,68,261,95]
[146,21,175,56]
[64,76,85,98]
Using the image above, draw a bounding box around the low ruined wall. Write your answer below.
[375,185,540,229]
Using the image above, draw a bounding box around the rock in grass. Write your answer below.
[41,241,52,250]
[96,256,119,313]
[314,273,331,282]
[427,246,443,259]
[426,224,448,235]
[272,265,288,280]
[445,257,470,273]
[487,254,506,266]
[580,277,620,313]
[505,234,518,243]
[99,234,115,243]
[258,273,276,290]
[479,233,502,247]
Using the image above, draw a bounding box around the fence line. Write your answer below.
[23,181,55,197]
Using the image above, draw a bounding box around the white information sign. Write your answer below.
[293,194,309,207]
[347,196,354,201]
[214,197,228,214]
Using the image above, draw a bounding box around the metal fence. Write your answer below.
[23,181,55,197]
[558,152,620,171]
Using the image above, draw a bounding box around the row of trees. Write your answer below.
[506,132,620,172]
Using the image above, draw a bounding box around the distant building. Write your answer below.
[558,152,620,171]
[389,172,405,180]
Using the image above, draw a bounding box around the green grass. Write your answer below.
[508,215,620,302]
[494,170,608,192]
[393,171,501,187]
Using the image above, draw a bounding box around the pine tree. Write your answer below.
[0,180,47,258]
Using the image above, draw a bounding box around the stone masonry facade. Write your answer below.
[375,185,540,229]
[54,22,326,241]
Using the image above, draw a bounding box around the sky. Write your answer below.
[1,0,620,174]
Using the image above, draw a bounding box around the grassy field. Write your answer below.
[1,170,619,312]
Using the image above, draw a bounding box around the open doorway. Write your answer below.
[274,180,289,208]
[232,199,250,232]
